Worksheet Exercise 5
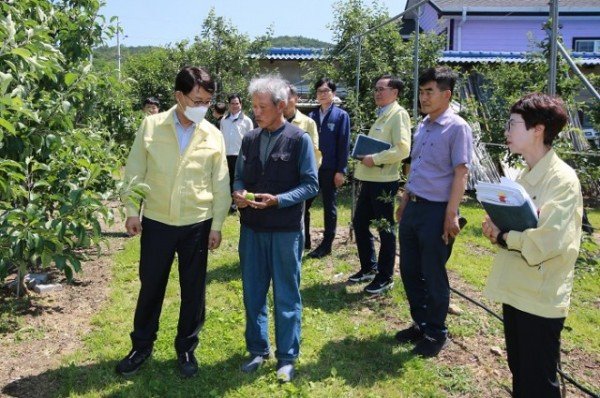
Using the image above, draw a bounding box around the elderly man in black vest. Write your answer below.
[232,75,318,382]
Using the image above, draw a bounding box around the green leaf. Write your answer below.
[64,72,77,87]
[0,118,16,134]
[69,257,81,273]
[10,47,32,59]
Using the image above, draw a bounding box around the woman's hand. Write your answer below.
[482,215,501,244]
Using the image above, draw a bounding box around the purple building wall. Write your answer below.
[415,5,600,52]
[455,18,600,52]
[457,19,548,52]
[419,3,445,34]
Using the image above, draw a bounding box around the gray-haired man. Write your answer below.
[232,75,318,382]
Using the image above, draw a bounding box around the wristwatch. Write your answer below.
[496,231,508,248]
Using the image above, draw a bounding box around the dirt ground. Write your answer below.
[0,212,128,398]
[0,224,598,397]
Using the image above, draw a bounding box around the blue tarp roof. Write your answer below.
[250,47,329,60]
[440,50,600,65]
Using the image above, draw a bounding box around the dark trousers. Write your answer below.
[399,200,450,341]
[305,168,338,247]
[226,155,237,196]
[503,304,565,398]
[130,217,212,354]
[352,180,399,281]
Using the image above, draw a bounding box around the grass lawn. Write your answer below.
[49,189,599,397]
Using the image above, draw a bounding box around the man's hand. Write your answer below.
[333,172,345,188]
[232,189,249,209]
[482,215,500,244]
[249,193,278,209]
[395,192,408,224]
[361,155,375,168]
[125,216,142,236]
[208,230,222,250]
[442,211,460,245]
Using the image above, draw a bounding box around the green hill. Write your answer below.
[269,35,331,48]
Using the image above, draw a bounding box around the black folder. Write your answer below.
[480,201,538,232]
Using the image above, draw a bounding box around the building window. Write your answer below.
[573,38,600,52]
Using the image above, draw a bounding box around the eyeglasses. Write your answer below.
[316,88,332,94]
[186,94,212,107]
[505,120,526,132]
[373,87,392,93]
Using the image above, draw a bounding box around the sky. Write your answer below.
[100,0,409,47]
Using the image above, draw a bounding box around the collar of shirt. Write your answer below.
[229,111,242,121]
[423,106,454,127]
[259,123,287,165]
[376,103,393,118]
[173,111,196,154]
[521,149,556,186]
[173,111,196,132]
[319,104,333,119]
[286,111,297,124]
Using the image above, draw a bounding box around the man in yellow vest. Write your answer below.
[284,83,321,168]
[118,66,230,378]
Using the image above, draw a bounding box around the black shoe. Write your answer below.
[304,238,311,250]
[240,354,270,373]
[395,323,424,344]
[276,360,295,383]
[115,348,152,376]
[307,244,331,259]
[178,351,198,378]
[364,278,394,294]
[412,335,449,358]
[347,269,377,283]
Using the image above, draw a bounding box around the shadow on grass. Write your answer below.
[304,332,416,386]
[206,261,240,284]
[302,281,373,313]
[101,231,129,238]
[2,353,254,398]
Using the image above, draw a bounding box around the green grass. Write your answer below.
[37,193,600,396]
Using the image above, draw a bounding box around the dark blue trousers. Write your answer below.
[399,200,450,341]
[353,180,399,281]
[305,168,338,246]
[130,217,211,354]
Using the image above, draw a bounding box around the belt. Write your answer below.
[408,193,430,203]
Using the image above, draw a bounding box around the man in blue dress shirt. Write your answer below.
[395,67,473,358]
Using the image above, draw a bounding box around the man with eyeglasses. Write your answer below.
[306,78,350,258]
[220,93,254,209]
[349,75,411,295]
[395,66,473,358]
[118,66,231,378]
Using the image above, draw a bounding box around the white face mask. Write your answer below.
[184,105,208,124]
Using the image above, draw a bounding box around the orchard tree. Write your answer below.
[124,8,271,112]
[190,8,272,103]
[303,0,444,135]
[124,47,186,114]
[0,0,136,293]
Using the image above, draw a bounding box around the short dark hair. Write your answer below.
[143,97,160,106]
[213,102,227,114]
[174,66,215,94]
[377,75,404,93]
[228,93,242,103]
[288,83,299,97]
[510,93,568,146]
[314,77,336,92]
[418,66,458,95]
